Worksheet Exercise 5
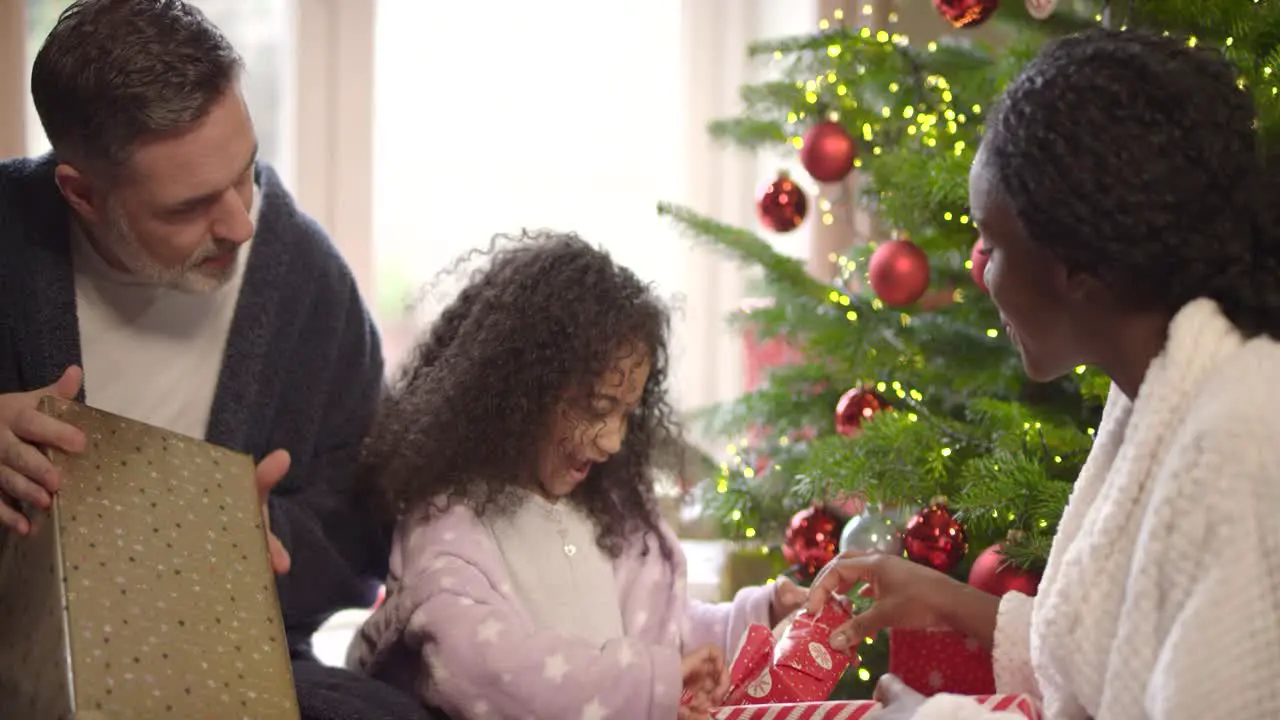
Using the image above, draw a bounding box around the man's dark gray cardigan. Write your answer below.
[0,154,389,650]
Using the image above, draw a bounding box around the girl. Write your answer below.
[347,232,807,720]
[808,29,1280,720]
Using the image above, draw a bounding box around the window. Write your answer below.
[23,0,297,188]
[371,0,686,379]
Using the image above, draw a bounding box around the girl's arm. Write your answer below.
[404,551,685,720]
[683,583,775,658]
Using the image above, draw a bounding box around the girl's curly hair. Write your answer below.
[361,230,680,561]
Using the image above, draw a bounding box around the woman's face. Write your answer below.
[969,149,1092,382]
[535,344,652,499]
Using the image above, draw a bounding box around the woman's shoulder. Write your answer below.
[1190,333,1280,428]
[1169,334,1280,497]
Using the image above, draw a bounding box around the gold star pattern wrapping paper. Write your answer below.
[0,397,299,720]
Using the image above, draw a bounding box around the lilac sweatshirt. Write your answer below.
[347,502,774,719]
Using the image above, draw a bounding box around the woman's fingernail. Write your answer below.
[829,631,849,650]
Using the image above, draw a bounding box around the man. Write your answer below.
[0,2,434,718]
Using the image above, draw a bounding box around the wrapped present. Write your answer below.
[712,694,1043,719]
[719,597,856,706]
[742,323,804,392]
[0,398,299,719]
[889,627,996,696]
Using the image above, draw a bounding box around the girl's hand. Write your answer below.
[805,551,959,651]
[869,674,927,720]
[680,645,727,719]
[769,576,809,627]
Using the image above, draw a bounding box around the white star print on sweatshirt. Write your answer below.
[348,499,775,719]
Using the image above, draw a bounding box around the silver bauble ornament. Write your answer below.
[838,505,910,555]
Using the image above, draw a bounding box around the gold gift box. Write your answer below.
[0,397,299,719]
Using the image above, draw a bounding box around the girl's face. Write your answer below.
[536,344,652,499]
[969,148,1092,382]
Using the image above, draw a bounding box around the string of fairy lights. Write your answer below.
[721,1,1278,524]
[721,1,1180,537]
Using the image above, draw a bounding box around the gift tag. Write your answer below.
[1025,0,1057,19]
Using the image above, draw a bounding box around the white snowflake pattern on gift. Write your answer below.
[808,641,833,671]
[928,669,945,691]
[746,668,772,699]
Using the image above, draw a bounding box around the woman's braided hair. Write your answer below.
[982,28,1280,338]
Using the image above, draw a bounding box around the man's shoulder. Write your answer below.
[253,163,360,294]
[0,154,54,182]
[0,155,60,221]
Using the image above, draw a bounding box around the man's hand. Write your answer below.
[0,367,86,534]
[255,449,292,575]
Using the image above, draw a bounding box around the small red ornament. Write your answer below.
[970,238,990,293]
[904,504,968,574]
[783,506,842,582]
[800,121,858,183]
[834,386,890,437]
[756,172,808,233]
[967,544,1041,597]
[932,0,1000,28]
[868,239,931,307]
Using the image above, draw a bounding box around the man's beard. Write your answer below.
[103,203,239,294]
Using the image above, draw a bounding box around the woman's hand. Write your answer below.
[679,645,728,720]
[805,551,963,651]
[869,674,927,720]
[769,576,809,627]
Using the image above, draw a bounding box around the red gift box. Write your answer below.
[718,598,856,706]
[711,694,1043,719]
[889,628,996,696]
[743,324,804,392]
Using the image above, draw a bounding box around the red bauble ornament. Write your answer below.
[970,238,990,293]
[783,506,842,582]
[968,544,1042,597]
[903,504,968,574]
[834,386,890,437]
[800,121,858,183]
[932,0,1000,28]
[868,239,931,307]
[756,172,808,233]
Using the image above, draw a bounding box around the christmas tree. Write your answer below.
[659,0,1280,699]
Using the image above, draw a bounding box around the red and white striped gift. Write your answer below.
[711,693,1042,719]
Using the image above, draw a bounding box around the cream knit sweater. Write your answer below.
[914,298,1280,719]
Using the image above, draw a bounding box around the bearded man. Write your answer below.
[0,1,436,718]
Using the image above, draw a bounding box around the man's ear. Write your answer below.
[53,163,102,221]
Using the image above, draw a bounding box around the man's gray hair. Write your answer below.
[30,0,244,172]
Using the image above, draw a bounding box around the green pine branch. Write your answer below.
[662,0,1272,596]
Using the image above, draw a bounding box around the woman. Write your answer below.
[806,29,1280,720]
